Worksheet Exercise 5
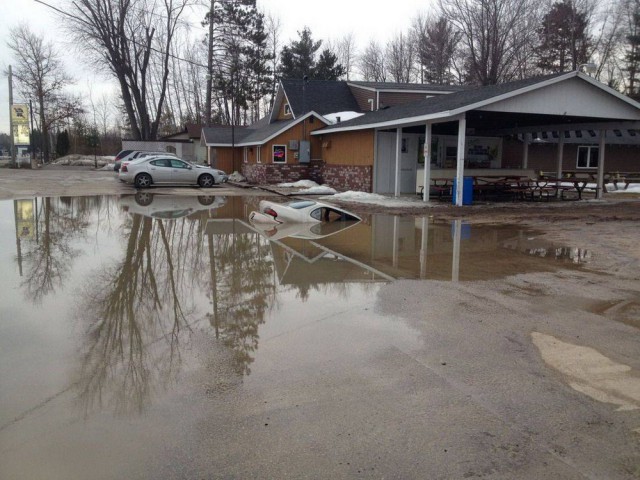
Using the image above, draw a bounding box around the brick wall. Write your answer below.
[242,160,324,185]
[322,165,372,192]
[241,162,373,192]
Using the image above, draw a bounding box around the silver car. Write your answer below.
[119,155,228,188]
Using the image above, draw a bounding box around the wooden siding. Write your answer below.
[276,100,294,120]
[243,118,327,165]
[319,129,375,166]
[209,147,235,173]
[379,92,431,108]
[348,85,376,112]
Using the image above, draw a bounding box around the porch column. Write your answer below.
[395,127,402,197]
[455,115,467,207]
[423,122,433,202]
[597,130,606,199]
[522,133,529,169]
[373,129,379,193]
[555,132,565,197]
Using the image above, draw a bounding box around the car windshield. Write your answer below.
[286,201,316,209]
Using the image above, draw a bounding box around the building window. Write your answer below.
[243,147,248,163]
[166,145,177,154]
[257,146,261,164]
[284,104,292,116]
[577,146,599,169]
[273,145,286,163]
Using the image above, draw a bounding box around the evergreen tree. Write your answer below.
[535,0,592,73]
[279,27,322,79]
[278,27,345,80]
[314,49,346,80]
[56,130,70,157]
[205,0,272,125]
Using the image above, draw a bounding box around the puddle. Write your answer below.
[0,195,597,478]
[532,332,640,431]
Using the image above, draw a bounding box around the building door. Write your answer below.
[375,131,418,194]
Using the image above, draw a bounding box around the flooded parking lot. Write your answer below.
[1,194,640,479]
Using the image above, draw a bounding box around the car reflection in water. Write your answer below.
[120,192,226,219]
[249,215,362,241]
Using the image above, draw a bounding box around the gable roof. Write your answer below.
[201,126,251,146]
[314,72,640,134]
[202,112,329,147]
[280,79,361,117]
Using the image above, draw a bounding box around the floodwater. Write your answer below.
[0,194,596,479]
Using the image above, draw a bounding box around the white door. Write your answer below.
[375,132,396,194]
[400,135,418,194]
[375,132,418,194]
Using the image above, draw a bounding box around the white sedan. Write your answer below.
[249,200,361,224]
[119,155,228,188]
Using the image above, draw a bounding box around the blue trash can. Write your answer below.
[452,177,474,205]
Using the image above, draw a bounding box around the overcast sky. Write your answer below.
[0,0,433,134]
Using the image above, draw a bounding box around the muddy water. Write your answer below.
[0,195,595,479]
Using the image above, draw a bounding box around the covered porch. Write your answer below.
[367,73,640,205]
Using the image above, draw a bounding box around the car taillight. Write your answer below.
[264,207,278,218]
[121,163,128,173]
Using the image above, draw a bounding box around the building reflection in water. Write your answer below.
[10,196,590,417]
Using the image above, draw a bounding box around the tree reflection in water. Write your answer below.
[206,228,276,376]
[18,197,95,303]
[75,210,276,416]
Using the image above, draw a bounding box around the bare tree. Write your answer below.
[333,32,358,80]
[439,0,533,85]
[62,0,192,140]
[359,40,387,82]
[386,32,416,83]
[413,13,461,84]
[265,12,282,111]
[6,24,74,162]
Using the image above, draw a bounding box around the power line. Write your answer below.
[33,0,266,73]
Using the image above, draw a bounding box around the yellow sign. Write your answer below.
[11,104,30,145]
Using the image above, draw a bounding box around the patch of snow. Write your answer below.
[323,111,364,125]
[229,171,246,182]
[53,154,115,167]
[298,186,338,195]
[278,180,320,188]
[321,190,430,207]
[100,163,115,171]
[609,184,640,193]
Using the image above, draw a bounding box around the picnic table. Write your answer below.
[529,177,596,200]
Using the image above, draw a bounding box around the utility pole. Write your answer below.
[29,99,36,168]
[8,65,17,168]
[205,0,215,126]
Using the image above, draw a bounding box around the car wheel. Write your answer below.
[135,173,152,188]
[198,174,215,188]
[197,195,215,206]
[135,192,154,206]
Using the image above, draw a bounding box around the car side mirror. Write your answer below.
[188,166,192,170]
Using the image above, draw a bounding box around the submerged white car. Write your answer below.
[249,200,361,224]
[119,155,228,188]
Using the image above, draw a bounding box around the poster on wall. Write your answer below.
[273,145,286,163]
[11,104,30,145]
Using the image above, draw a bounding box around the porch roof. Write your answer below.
[313,72,640,135]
